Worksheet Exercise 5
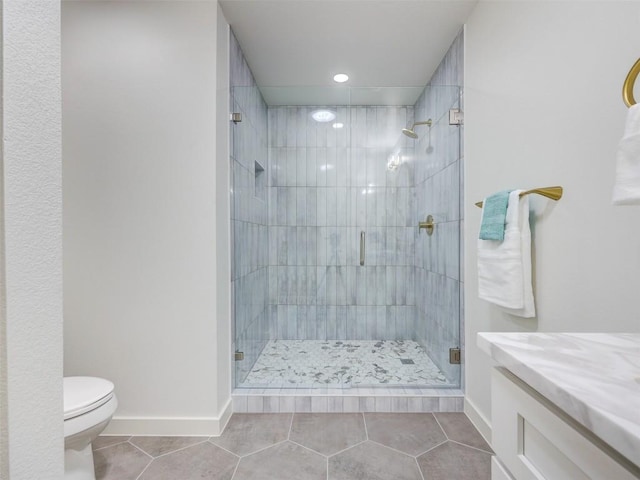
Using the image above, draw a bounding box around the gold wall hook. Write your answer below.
[419,215,435,236]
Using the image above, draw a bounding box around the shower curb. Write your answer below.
[232,389,464,413]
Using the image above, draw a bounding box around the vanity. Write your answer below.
[478,333,640,480]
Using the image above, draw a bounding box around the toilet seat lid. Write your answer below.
[64,377,114,420]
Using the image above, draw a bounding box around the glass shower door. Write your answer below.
[231,85,463,390]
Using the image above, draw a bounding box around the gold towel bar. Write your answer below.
[623,58,640,108]
[475,186,563,208]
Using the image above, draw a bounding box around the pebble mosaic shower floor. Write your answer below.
[241,340,449,388]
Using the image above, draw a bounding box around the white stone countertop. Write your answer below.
[477,332,640,467]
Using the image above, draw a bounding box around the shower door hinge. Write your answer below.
[234,351,244,361]
[449,347,461,364]
[449,109,463,126]
[230,112,242,124]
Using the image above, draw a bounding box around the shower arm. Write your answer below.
[411,120,432,128]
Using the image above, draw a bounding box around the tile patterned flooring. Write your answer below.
[241,340,449,387]
[93,412,492,480]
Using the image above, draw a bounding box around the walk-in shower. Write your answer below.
[229,33,463,394]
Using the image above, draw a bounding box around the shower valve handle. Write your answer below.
[419,215,435,236]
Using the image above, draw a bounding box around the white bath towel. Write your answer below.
[613,104,640,205]
[477,190,535,318]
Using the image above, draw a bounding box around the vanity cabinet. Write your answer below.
[491,367,639,480]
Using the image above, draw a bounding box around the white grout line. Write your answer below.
[136,438,210,460]
[367,439,420,459]
[431,412,448,440]
[127,441,154,460]
[415,456,426,480]
[414,439,448,458]
[129,441,154,480]
[361,412,369,440]
[134,460,152,480]
[448,439,495,455]
[430,413,494,453]
[287,438,329,459]
[208,438,241,458]
[229,456,241,480]
[287,411,295,439]
[327,438,368,458]
[92,436,132,451]
[236,439,290,459]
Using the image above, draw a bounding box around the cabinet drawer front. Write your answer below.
[491,367,640,480]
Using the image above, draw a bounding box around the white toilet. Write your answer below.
[64,376,118,480]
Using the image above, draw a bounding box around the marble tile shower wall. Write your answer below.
[413,30,464,384]
[266,106,418,341]
[230,32,270,384]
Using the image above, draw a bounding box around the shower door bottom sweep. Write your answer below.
[239,339,452,388]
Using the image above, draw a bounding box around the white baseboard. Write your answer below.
[103,397,233,437]
[464,396,492,446]
[217,397,233,435]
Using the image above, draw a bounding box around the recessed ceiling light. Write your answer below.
[311,109,336,122]
[333,73,349,83]
[332,122,344,129]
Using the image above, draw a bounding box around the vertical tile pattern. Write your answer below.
[267,105,416,342]
[232,26,465,391]
[230,32,270,384]
[233,392,464,414]
[413,30,464,387]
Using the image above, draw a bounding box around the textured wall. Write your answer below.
[229,31,270,384]
[266,105,416,341]
[2,0,63,477]
[413,31,464,385]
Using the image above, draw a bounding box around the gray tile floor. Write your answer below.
[93,412,492,480]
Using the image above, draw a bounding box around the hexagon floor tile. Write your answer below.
[92,436,130,451]
[329,441,423,480]
[138,442,238,480]
[364,412,447,456]
[233,441,326,480]
[434,412,494,452]
[290,413,366,455]
[94,442,151,480]
[417,441,492,480]
[209,413,292,456]
[93,412,492,480]
[130,436,206,457]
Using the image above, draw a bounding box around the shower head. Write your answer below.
[401,128,419,139]
[402,119,432,139]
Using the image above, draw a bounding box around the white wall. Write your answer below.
[465,1,640,436]
[63,1,231,435]
[215,2,232,422]
[1,5,6,473]
[1,0,63,477]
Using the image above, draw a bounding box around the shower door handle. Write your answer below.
[360,231,365,266]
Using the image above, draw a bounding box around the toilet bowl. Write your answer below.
[64,377,118,480]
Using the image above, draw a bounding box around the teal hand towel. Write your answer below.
[479,190,511,241]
